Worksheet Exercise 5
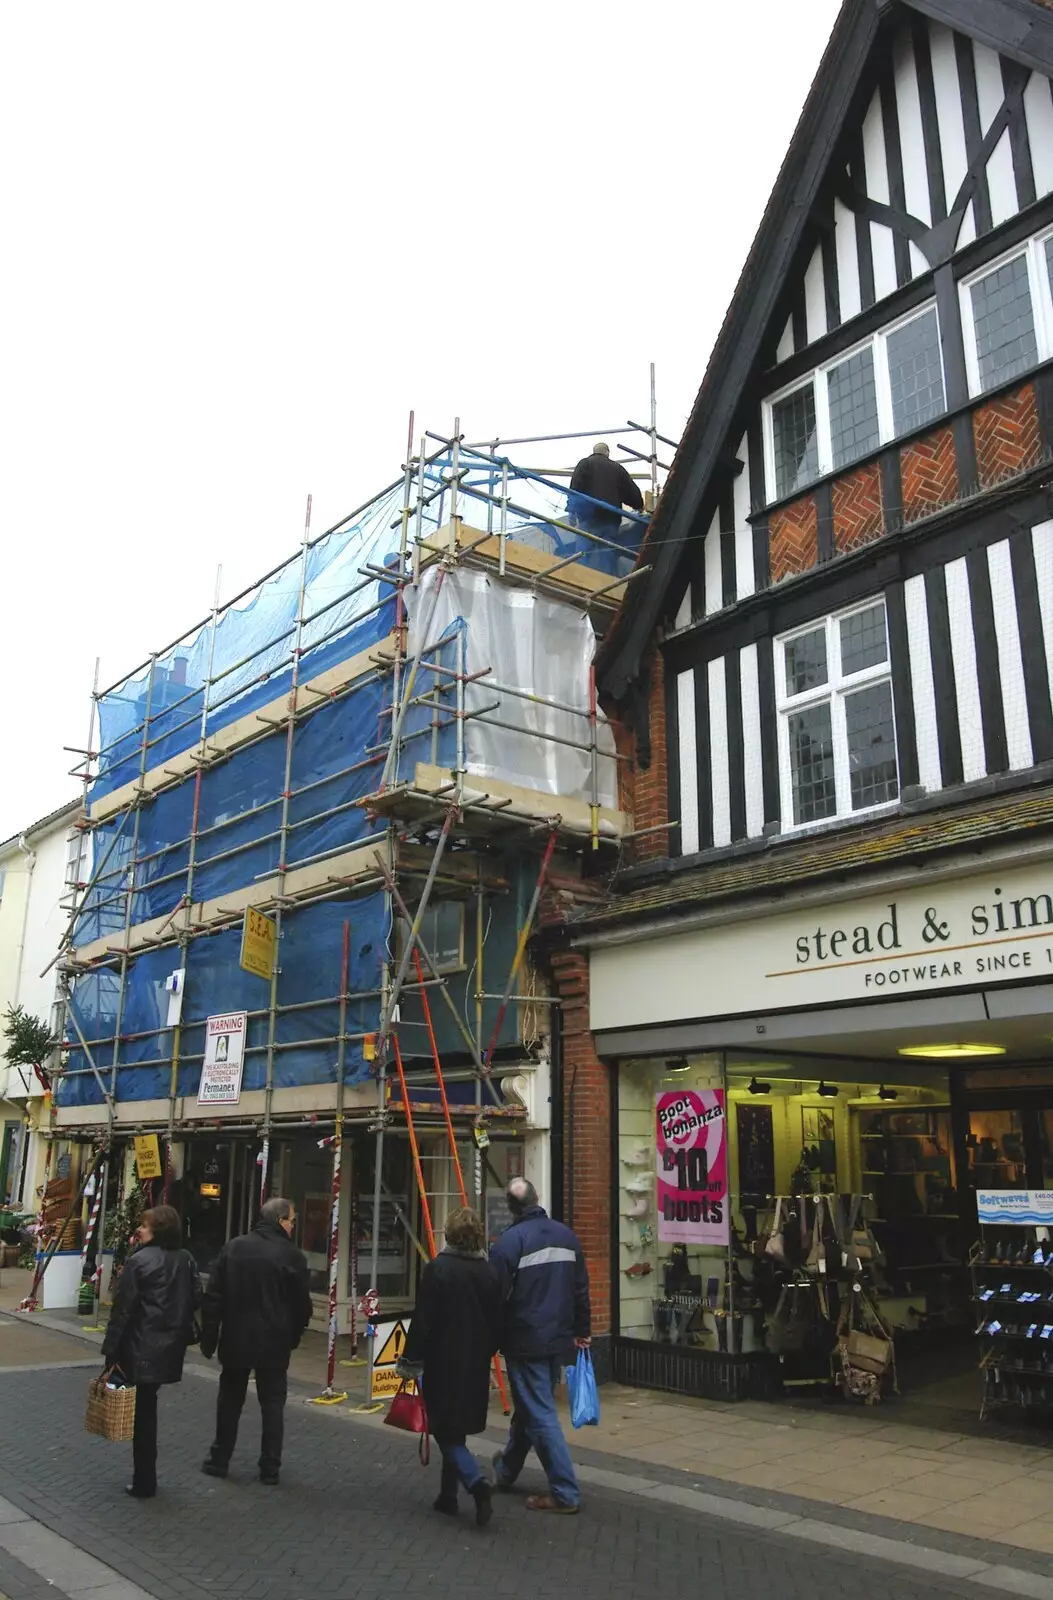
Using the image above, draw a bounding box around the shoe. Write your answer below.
[624,1175,653,1194]
[124,1484,155,1499]
[621,1146,651,1168]
[259,1471,279,1486]
[433,1494,459,1516]
[491,1451,514,1492]
[623,1261,652,1277]
[525,1493,579,1514]
[201,1459,228,1479]
[621,1197,650,1220]
[472,1481,493,1528]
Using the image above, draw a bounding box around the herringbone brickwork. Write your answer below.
[832,462,884,553]
[901,427,957,521]
[974,383,1042,489]
[769,494,818,582]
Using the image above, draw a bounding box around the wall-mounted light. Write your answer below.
[817,1081,839,1098]
[666,1056,690,1074]
[747,1076,771,1095]
[877,1085,898,1101]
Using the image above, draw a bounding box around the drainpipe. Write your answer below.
[12,836,37,1003]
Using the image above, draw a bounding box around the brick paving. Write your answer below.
[0,1365,1004,1600]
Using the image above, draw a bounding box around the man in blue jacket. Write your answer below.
[490,1177,591,1514]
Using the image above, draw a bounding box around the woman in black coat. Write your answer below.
[101,1205,200,1499]
[399,1206,503,1526]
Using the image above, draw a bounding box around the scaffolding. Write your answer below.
[37,397,671,1333]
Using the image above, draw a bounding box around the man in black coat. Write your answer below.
[200,1197,313,1486]
[567,441,644,573]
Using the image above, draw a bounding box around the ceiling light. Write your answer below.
[817,1080,839,1097]
[747,1076,771,1095]
[877,1085,898,1101]
[666,1056,690,1074]
[897,1043,1006,1060]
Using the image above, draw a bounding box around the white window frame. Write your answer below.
[775,596,900,832]
[763,301,945,503]
[960,226,1053,398]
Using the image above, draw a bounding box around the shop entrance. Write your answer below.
[960,1102,1053,1198]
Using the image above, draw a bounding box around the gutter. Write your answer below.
[570,834,1053,952]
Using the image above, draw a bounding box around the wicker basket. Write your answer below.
[85,1375,136,1442]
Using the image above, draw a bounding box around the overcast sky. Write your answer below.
[0,1,840,842]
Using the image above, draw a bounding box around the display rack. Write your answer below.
[972,1225,1053,1421]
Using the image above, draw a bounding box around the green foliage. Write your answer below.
[2,1005,53,1070]
[105,1184,145,1268]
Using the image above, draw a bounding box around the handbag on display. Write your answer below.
[384,1379,430,1464]
[85,1369,136,1442]
[764,1199,786,1263]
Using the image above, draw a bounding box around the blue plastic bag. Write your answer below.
[565,1348,600,1428]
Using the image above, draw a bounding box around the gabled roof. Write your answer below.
[598,0,1053,704]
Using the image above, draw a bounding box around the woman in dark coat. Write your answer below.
[101,1205,200,1499]
[399,1206,503,1526]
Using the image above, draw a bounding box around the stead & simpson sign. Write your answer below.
[589,863,1053,1032]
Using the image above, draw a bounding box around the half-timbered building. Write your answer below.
[553,0,1053,1416]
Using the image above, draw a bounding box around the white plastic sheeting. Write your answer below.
[403,566,618,809]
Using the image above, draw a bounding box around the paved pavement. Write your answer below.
[2,1320,1053,1600]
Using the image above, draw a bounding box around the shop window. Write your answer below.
[776,599,899,829]
[764,303,946,501]
[961,228,1053,396]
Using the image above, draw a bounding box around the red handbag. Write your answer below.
[384,1379,430,1464]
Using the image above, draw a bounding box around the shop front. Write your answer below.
[590,855,1053,1426]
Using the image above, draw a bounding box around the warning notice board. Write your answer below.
[133,1134,163,1181]
[369,1316,414,1401]
[240,908,276,981]
[197,1012,247,1105]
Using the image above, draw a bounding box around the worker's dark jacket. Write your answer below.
[403,1247,503,1437]
[200,1220,312,1369]
[102,1243,200,1386]
[568,453,644,521]
[489,1205,591,1361]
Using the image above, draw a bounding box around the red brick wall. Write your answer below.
[550,948,611,1336]
[633,651,669,864]
[900,426,957,521]
[974,383,1041,489]
[832,462,883,553]
[769,495,818,582]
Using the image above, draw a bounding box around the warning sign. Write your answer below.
[240,908,276,981]
[134,1134,162,1181]
[369,1316,414,1400]
[197,1012,247,1105]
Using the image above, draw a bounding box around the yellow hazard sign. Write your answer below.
[134,1134,163,1181]
[369,1317,415,1400]
[240,907,276,981]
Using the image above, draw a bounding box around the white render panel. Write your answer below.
[708,657,731,849]
[973,42,1018,226]
[776,317,794,365]
[986,538,1033,771]
[733,433,754,601]
[739,643,764,840]
[1024,70,1053,199]
[674,584,691,632]
[1033,521,1053,725]
[676,669,700,857]
[861,89,899,302]
[944,556,986,784]
[803,242,827,346]
[704,506,722,616]
[904,574,942,794]
[929,22,970,211]
[870,221,900,302]
[894,30,932,228]
[834,197,862,323]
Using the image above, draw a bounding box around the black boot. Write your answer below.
[472,1481,493,1528]
[433,1493,459,1516]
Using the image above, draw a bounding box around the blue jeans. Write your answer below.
[493,1356,580,1508]
[436,1435,484,1499]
